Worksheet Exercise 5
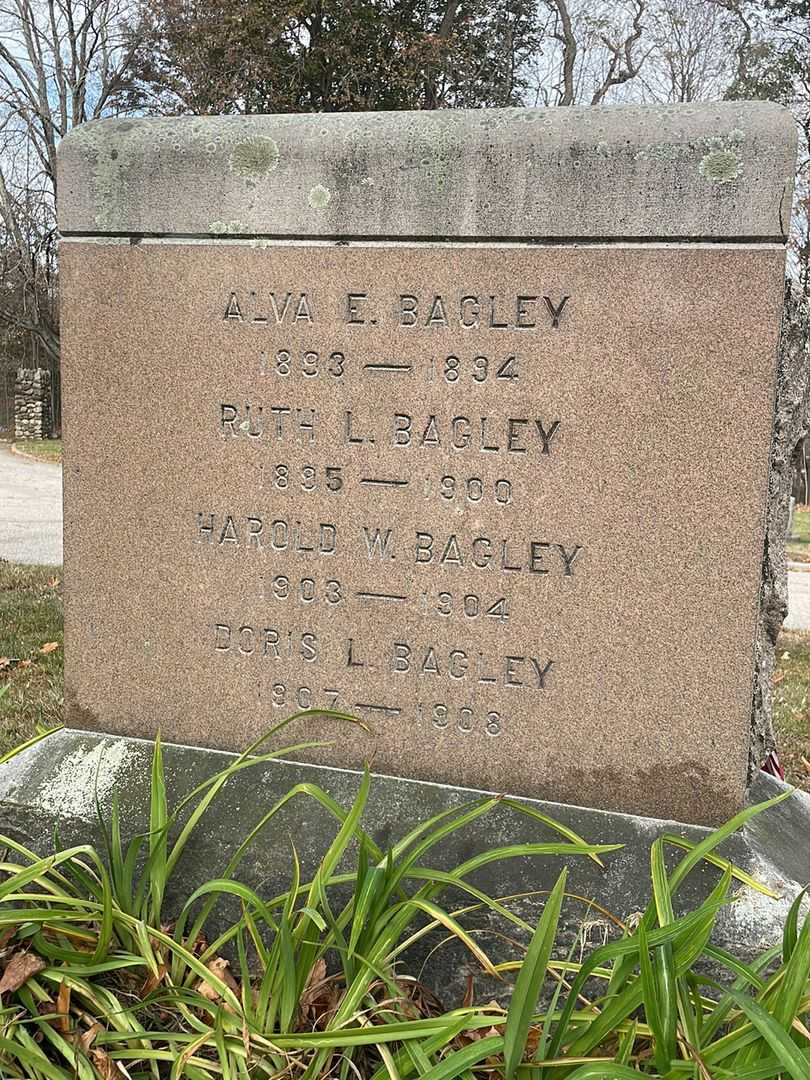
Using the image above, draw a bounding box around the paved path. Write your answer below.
[0,444,62,565]
[786,569,810,631]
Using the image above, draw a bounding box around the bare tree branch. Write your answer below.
[0,0,143,395]
[591,0,647,104]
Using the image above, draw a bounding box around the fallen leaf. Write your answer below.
[0,951,46,995]
[140,964,168,997]
[195,956,240,1003]
[56,981,71,1033]
[454,1001,503,1046]
[301,958,327,1006]
[80,1022,102,1052]
[300,958,338,1024]
[47,577,60,588]
[17,659,32,669]
[39,642,59,655]
[91,1047,129,1078]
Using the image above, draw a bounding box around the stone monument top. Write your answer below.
[58,101,796,823]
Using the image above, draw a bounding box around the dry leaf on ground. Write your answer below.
[39,642,59,654]
[0,951,46,995]
[80,1022,102,1052]
[300,959,344,1027]
[56,981,71,1033]
[195,957,240,1003]
[91,1047,129,1078]
[140,964,168,997]
[300,958,327,1007]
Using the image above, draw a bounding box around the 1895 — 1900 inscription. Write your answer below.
[61,241,785,820]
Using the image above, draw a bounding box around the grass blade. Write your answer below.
[504,868,567,1080]
[723,987,810,1080]
[416,1034,504,1080]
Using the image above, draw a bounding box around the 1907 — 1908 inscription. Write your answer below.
[60,239,785,821]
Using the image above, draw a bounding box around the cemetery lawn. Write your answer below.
[787,506,810,563]
[0,561,63,753]
[773,630,810,791]
[13,437,62,463]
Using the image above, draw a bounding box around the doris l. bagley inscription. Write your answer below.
[57,103,796,823]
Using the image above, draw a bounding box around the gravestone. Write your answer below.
[58,102,796,824]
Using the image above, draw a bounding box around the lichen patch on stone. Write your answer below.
[699,147,742,184]
[36,739,139,820]
[209,220,248,235]
[308,184,331,210]
[228,136,280,179]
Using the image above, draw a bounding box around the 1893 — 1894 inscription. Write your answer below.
[60,238,786,821]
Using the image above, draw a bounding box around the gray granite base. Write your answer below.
[1,729,808,1004]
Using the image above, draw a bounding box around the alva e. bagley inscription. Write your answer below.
[58,103,796,823]
[223,289,570,328]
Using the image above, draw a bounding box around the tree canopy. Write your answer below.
[134,0,542,115]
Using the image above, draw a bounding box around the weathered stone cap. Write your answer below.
[57,101,795,240]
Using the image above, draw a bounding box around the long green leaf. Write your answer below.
[723,987,810,1080]
[772,883,810,1035]
[504,868,567,1080]
[564,1065,647,1079]
[416,1034,504,1080]
[147,732,168,924]
[783,884,810,964]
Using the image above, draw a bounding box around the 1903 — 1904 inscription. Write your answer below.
[60,241,785,821]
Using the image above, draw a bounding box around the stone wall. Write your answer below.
[14,368,51,440]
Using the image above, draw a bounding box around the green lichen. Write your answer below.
[699,148,742,184]
[308,184,331,210]
[228,136,279,179]
[209,220,248,235]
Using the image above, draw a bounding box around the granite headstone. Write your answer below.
[57,102,796,823]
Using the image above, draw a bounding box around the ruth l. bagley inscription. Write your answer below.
[58,102,796,824]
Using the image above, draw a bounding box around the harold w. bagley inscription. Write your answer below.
[58,102,796,823]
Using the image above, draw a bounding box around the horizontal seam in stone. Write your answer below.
[58,231,788,246]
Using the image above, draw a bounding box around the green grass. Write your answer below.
[0,562,63,752]
[773,630,810,791]
[12,437,62,463]
[0,728,803,1080]
[787,507,810,564]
